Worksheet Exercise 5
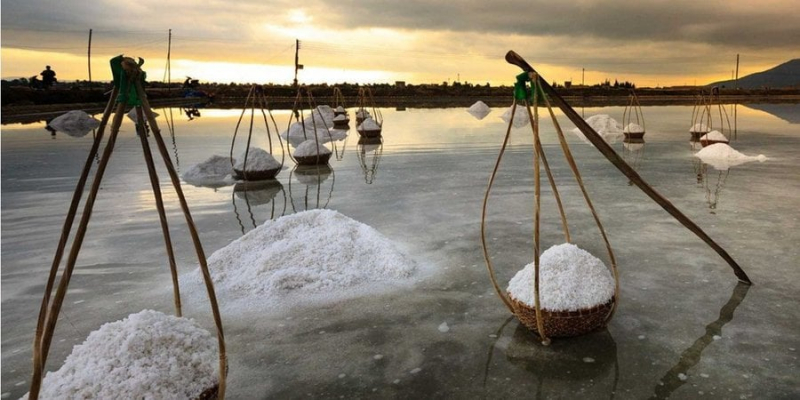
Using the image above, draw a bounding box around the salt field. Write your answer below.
[2,104,799,398]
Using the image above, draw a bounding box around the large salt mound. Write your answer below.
[508,243,615,312]
[467,101,491,120]
[695,143,767,170]
[47,110,100,137]
[358,117,381,131]
[500,104,531,128]
[22,310,218,400]
[623,123,644,133]
[199,209,417,300]
[294,140,332,158]
[572,114,624,144]
[182,155,235,187]
[234,147,280,172]
[699,130,728,143]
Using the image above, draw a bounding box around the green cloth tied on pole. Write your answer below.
[513,71,544,102]
[110,55,147,106]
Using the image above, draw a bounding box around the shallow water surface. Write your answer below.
[2,104,799,398]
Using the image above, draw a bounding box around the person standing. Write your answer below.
[40,65,57,88]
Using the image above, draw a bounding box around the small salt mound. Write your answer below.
[199,209,417,298]
[508,243,615,312]
[356,110,371,119]
[500,104,531,128]
[47,110,100,137]
[690,123,710,133]
[22,310,217,400]
[467,101,491,120]
[572,114,623,144]
[335,106,346,113]
[234,147,280,172]
[182,155,235,186]
[334,114,348,122]
[282,121,337,146]
[126,108,159,124]
[294,140,332,158]
[358,117,381,131]
[699,130,728,143]
[623,123,644,133]
[694,143,767,170]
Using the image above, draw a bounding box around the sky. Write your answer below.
[1,0,798,87]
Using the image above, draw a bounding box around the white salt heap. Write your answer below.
[694,143,767,170]
[572,114,624,144]
[125,108,159,124]
[500,104,531,128]
[467,101,491,120]
[47,110,100,137]
[689,123,710,133]
[699,130,729,143]
[335,106,346,113]
[356,110,371,119]
[182,155,235,186]
[22,310,217,400]
[294,140,332,158]
[624,123,645,133]
[358,117,382,131]
[282,121,333,144]
[334,114,348,122]
[234,147,281,172]
[195,209,417,301]
[508,243,615,312]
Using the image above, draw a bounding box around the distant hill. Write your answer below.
[709,59,800,89]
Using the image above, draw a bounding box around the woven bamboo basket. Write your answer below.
[333,118,350,128]
[233,166,281,181]
[700,138,729,147]
[295,152,332,166]
[357,128,382,138]
[623,131,645,140]
[509,295,615,338]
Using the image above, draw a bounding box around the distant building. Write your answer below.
[564,81,572,88]
[395,81,406,87]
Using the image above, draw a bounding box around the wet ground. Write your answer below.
[2,104,799,399]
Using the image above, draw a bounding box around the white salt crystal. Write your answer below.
[338,373,346,379]
[392,379,400,384]
[507,243,615,312]
[638,335,646,340]
[695,143,767,171]
[373,354,384,360]
[358,117,381,131]
[713,335,722,340]
[438,322,450,333]
[410,368,422,374]
[47,110,100,137]
[500,104,531,128]
[467,101,491,120]
[700,373,710,378]
[678,373,688,381]
[182,155,235,186]
[623,123,645,133]
[699,130,729,143]
[294,140,332,158]
[583,357,595,363]
[21,310,218,400]
[234,147,280,171]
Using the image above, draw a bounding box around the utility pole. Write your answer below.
[735,54,740,89]
[166,29,172,92]
[87,29,92,83]
[293,39,302,89]
[582,68,585,86]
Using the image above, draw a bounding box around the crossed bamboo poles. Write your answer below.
[29,57,227,399]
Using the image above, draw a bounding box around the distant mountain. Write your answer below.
[709,59,800,89]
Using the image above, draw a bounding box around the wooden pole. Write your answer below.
[735,54,740,89]
[87,29,93,83]
[293,39,300,89]
[166,29,172,92]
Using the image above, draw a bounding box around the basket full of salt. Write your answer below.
[233,147,282,180]
[293,139,332,165]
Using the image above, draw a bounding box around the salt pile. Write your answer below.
[234,147,280,172]
[623,123,645,133]
[572,114,623,144]
[294,140,332,158]
[182,155,235,187]
[699,130,729,143]
[467,101,491,120]
[356,110,371,119]
[22,310,217,400]
[47,110,100,137]
[334,114,348,122]
[195,209,417,302]
[126,108,159,124]
[281,121,333,146]
[689,123,710,133]
[358,117,382,131]
[694,143,767,170]
[500,104,531,128]
[508,243,615,312]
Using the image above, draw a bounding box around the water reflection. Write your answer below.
[231,180,286,234]
[621,138,646,186]
[357,136,384,184]
[288,164,335,212]
[649,282,750,399]
[701,164,730,213]
[161,107,181,173]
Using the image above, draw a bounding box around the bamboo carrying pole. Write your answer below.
[504,50,751,284]
[29,56,227,399]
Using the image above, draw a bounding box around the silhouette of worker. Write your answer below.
[40,66,57,88]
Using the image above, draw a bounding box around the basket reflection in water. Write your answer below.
[289,164,335,212]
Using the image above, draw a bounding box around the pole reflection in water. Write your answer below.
[483,318,619,399]
[702,164,730,213]
[288,164,335,212]
[357,136,384,184]
[161,107,180,173]
[621,138,646,186]
[650,282,750,400]
[231,180,286,234]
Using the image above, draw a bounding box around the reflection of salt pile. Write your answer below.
[572,114,624,144]
[467,100,491,120]
[500,104,531,128]
[623,123,644,134]
[200,209,417,301]
[47,110,100,137]
[126,108,159,124]
[695,143,767,171]
[23,310,218,400]
[689,123,710,133]
[281,121,333,146]
[294,140,332,165]
[234,148,281,180]
[508,243,614,312]
[699,130,729,146]
[182,155,235,187]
